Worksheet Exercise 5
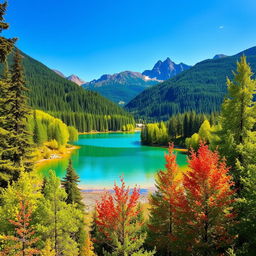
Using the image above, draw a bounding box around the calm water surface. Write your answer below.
[38,132,188,189]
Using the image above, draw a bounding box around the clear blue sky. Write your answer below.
[4,0,256,81]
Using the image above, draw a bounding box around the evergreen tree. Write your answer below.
[36,170,82,256]
[0,2,19,189]
[62,159,84,209]
[4,49,34,173]
[218,56,256,191]
[33,111,45,146]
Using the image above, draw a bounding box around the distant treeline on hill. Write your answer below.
[50,111,135,132]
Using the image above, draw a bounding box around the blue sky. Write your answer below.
[4,0,256,81]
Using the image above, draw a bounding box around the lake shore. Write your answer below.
[81,188,154,211]
[35,145,80,169]
[79,128,141,135]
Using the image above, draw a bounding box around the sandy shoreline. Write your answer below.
[81,188,154,211]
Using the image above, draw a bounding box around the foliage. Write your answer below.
[34,170,82,256]
[122,123,135,132]
[94,178,154,256]
[141,122,168,145]
[28,110,78,148]
[68,126,79,142]
[147,145,185,255]
[182,143,235,255]
[40,239,55,256]
[218,56,256,189]
[1,198,40,256]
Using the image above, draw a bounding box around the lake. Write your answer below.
[37,132,188,190]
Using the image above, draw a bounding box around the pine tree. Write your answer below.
[33,111,45,146]
[62,159,84,209]
[0,2,18,189]
[36,170,81,256]
[0,2,16,72]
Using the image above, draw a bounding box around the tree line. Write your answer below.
[50,111,135,133]
[141,111,219,146]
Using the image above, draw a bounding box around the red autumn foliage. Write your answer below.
[147,144,187,254]
[1,198,40,256]
[182,143,235,253]
[95,177,140,243]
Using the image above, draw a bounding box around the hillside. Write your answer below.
[9,50,131,116]
[126,46,256,121]
[83,71,159,105]
[1,50,135,131]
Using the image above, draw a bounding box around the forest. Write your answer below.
[141,111,219,146]
[1,1,256,256]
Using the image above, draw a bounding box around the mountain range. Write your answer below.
[82,71,159,105]
[125,46,256,121]
[82,58,191,104]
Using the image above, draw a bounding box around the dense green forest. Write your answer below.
[50,111,135,132]
[126,47,256,121]
[141,111,219,146]
[0,50,135,132]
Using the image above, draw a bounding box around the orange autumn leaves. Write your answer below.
[95,143,235,255]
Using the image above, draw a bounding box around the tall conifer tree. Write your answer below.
[62,159,84,209]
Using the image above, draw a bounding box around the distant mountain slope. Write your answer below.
[126,46,256,121]
[52,69,66,78]
[213,54,227,59]
[83,71,159,105]
[4,50,132,120]
[52,69,85,86]
[67,74,85,86]
[142,58,191,80]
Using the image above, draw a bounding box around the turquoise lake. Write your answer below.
[38,132,188,190]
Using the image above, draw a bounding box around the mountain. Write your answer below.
[82,71,159,105]
[52,70,85,86]
[126,46,256,121]
[213,54,227,59]
[66,74,85,86]
[142,58,191,80]
[52,69,66,78]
